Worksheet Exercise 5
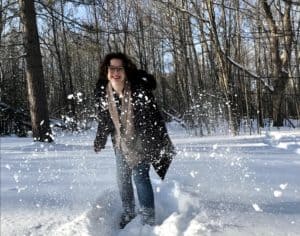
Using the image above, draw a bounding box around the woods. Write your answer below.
[1,0,300,139]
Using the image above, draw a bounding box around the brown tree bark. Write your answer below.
[49,5,68,115]
[261,0,292,127]
[206,0,238,135]
[19,0,53,142]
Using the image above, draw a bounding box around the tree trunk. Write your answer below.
[49,6,67,115]
[58,1,77,131]
[261,0,292,127]
[19,0,53,142]
[0,0,3,99]
[206,0,237,135]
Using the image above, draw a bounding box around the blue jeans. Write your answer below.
[115,149,155,225]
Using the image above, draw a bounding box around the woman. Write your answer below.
[94,52,175,228]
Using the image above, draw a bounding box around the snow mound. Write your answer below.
[51,181,223,236]
[54,189,121,236]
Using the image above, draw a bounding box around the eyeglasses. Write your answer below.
[108,66,125,73]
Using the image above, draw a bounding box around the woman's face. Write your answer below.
[107,58,126,83]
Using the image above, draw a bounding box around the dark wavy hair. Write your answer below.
[98,52,137,81]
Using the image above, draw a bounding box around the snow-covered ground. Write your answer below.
[1,124,300,236]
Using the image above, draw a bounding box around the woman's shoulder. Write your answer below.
[95,79,108,98]
[130,69,156,91]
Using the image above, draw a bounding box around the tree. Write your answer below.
[18,0,53,142]
[206,0,239,135]
[1,0,298,137]
[261,0,293,126]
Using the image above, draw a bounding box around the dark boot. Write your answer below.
[140,207,155,226]
[119,212,136,229]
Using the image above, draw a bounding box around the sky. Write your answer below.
[1,122,300,235]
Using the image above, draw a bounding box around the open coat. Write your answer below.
[94,70,175,180]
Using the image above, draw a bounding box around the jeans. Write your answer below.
[115,149,155,225]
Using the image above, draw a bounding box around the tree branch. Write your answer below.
[224,51,274,92]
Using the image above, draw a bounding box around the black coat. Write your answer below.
[94,70,175,180]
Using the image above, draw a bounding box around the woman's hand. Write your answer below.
[94,139,103,153]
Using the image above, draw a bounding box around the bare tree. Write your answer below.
[261,0,293,126]
[18,0,53,142]
[206,0,239,134]
[1,0,299,137]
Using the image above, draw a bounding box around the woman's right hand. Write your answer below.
[94,139,103,153]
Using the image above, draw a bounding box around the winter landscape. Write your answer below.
[1,1,300,235]
[1,122,300,236]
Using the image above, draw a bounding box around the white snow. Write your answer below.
[252,203,263,212]
[273,190,283,198]
[1,124,300,236]
[67,94,74,99]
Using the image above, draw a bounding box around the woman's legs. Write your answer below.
[132,162,155,225]
[115,150,135,227]
[115,149,155,226]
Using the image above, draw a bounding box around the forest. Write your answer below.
[1,0,300,141]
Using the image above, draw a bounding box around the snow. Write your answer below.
[1,124,300,236]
